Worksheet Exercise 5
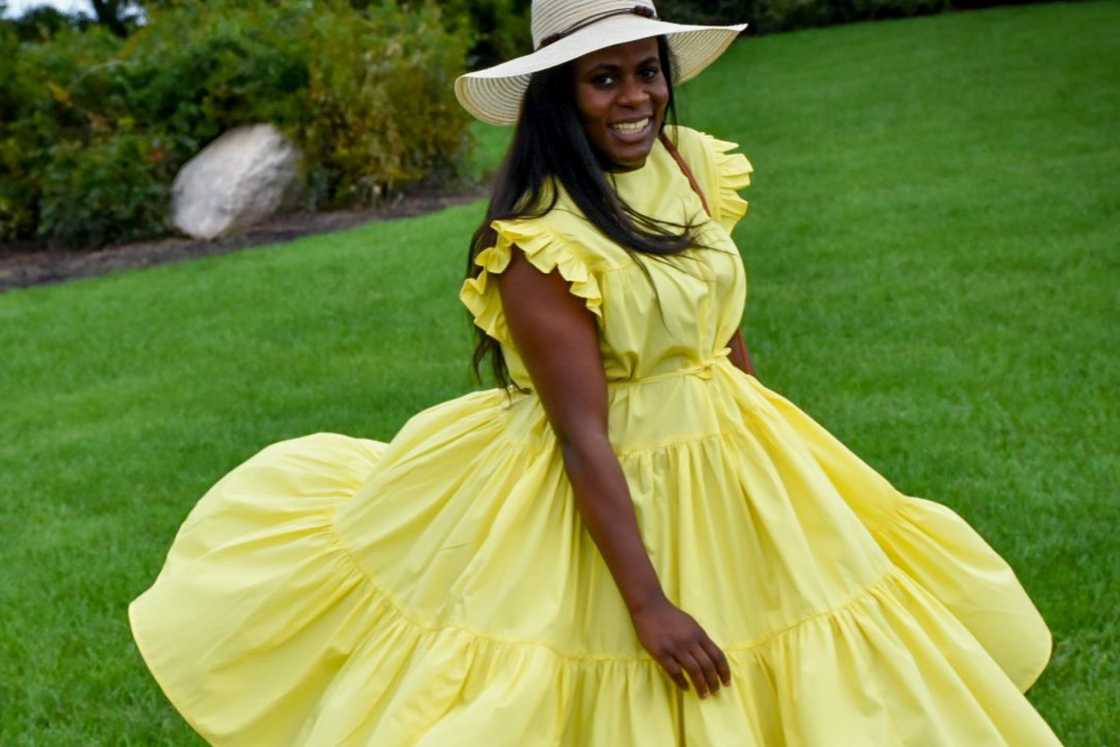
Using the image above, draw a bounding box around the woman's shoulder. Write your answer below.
[662,125,750,178]
[492,186,629,272]
[662,124,754,233]
[663,124,715,164]
[463,203,608,346]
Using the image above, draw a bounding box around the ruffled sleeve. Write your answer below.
[697,131,754,234]
[458,217,604,346]
[707,132,752,234]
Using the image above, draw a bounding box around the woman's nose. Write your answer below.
[617,75,650,107]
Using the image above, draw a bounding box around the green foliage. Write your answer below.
[38,134,169,248]
[114,1,311,164]
[0,0,471,250]
[439,0,532,69]
[0,24,37,240]
[301,1,473,205]
[0,25,124,244]
[349,0,529,68]
[85,0,143,37]
[5,5,83,43]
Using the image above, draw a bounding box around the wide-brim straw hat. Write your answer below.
[455,1,748,126]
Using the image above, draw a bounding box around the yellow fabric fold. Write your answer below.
[874,495,1054,692]
[458,218,603,347]
[751,378,1054,694]
[701,131,754,234]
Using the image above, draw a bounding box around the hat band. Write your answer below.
[537,5,658,49]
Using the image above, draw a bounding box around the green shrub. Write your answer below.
[0,24,36,241]
[300,1,473,205]
[6,5,81,43]
[353,0,530,69]
[38,134,169,249]
[438,0,532,69]
[112,1,311,165]
[0,24,124,244]
[0,0,472,250]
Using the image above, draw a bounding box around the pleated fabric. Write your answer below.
[130,126,1062,745]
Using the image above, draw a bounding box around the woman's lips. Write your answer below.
[608,117,652,144]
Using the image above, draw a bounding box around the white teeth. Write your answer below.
[611,118,650,133]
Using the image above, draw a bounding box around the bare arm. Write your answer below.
[498,246,731,698]
[497,247,661,616]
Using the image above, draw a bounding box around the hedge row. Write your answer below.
[0,0,472,249]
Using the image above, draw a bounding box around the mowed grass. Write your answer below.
[2,2,1117,743]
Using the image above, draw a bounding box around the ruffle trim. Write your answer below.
[459,218,603,346]
[701,132,754,233]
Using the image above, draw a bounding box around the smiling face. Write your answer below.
[572,37,669,171]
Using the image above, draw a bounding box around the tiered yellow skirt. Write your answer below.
[130,367,1061,745]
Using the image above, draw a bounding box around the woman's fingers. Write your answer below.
[633,601,731,697]
[700,636,732,686]
[659,654,690,690]
[678,649,716,697]
[690,645,724,696]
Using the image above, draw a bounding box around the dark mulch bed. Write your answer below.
[0,184,489,293]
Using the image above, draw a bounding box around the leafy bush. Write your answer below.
[0,24,36,241]
[0,24,124,244]
[0,0,472,250]
[301,2,472,205]
[38,134,169,248]
[6,5,82,43]
[109,1,311,168]
[353,0,530,69]
[440,0,532,69]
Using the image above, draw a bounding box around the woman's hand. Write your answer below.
[630,595,732,698]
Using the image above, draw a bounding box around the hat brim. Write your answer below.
[454,15,748,126]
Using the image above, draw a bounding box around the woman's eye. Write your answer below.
[590,67,658,87]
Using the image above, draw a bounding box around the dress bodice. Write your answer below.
[460,125,754,391]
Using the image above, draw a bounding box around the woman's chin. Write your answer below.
[602,143,653,171]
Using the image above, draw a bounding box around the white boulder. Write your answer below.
[171,124,303,240]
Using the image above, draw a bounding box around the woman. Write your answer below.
[130,1,1064,744]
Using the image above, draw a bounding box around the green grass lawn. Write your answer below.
[2,2,1117,743]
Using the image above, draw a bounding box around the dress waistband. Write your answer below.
[503,347,733,399]
[609,346,733,387]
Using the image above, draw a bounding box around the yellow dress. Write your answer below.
[129,125,1062,746]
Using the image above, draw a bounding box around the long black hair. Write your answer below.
[467,35,716,392]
